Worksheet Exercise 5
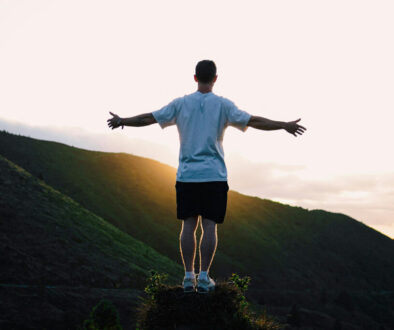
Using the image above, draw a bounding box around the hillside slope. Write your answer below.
[0,154,183,289]
[1,130,393,328]
[0,130,392,283]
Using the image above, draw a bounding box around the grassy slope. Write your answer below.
[1,130,393,327]
[0,130,392,285]
[0,154,183,289]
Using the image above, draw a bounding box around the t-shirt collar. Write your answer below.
[196,90,212,95]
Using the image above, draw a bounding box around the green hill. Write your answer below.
[1,130,393,329]
[0,153,183,287]
[0,153,184,328]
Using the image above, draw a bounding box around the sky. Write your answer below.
[0,0,393,238]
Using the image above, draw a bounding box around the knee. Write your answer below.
[181,216,199,237]
[201,218,217,234]
[180,227,196,239]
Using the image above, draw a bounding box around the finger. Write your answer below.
[299,125,306,130]
[109,111,116,117]
[295,118,301,122]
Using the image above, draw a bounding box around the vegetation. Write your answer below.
[0,154,183,288]
[136,271,283,330]
[0,130,392,290]
[81,299,122,330]
[1,130,393,329]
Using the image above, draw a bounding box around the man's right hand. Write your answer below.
[107,111,124,130]
[284,119,306,137]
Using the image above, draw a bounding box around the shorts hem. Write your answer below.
[177,214,225,224]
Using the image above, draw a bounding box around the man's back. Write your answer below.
[107,59,306,293]
[152,91,251,182]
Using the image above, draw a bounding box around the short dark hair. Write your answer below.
[195,60,217,84]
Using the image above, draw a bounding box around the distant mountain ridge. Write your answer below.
[1,129,393,329]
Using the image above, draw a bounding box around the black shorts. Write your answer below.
[175,181,229,224]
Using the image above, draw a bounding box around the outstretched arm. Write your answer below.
[247,115,306,137]
[107,112,157,129]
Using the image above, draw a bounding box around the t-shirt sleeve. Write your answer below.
[224,98,252,132]
[152,97,182,129]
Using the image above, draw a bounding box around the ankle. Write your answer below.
[199,270,209,280]
[185,271,195,279]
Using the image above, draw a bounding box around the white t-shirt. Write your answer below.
[152,90,252,182]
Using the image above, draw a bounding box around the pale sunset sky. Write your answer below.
[0,1,393,238]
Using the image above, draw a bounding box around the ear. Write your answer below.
[194,74,198,82]
[213,75,218,83]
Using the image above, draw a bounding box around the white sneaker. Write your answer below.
[182,276,196,293]
[197,275,215,293]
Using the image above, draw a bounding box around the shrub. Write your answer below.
[82,299,122,330]
[143,269,169,301]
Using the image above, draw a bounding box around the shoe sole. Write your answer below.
[196,286,215,294]
[183,286,195,293]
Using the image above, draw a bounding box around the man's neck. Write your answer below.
[197,83,213,94]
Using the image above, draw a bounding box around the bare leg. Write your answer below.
[199,218,218,272]
[179,215,199,272]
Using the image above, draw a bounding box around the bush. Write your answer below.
[144,269,169,301]
[82,299,122,330]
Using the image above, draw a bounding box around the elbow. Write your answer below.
[148,113,158,125]
[138,113,156,126]
[247,115,259,129]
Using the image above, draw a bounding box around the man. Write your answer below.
[107,60,306,293]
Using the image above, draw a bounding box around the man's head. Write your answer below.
[194,60,217,85]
